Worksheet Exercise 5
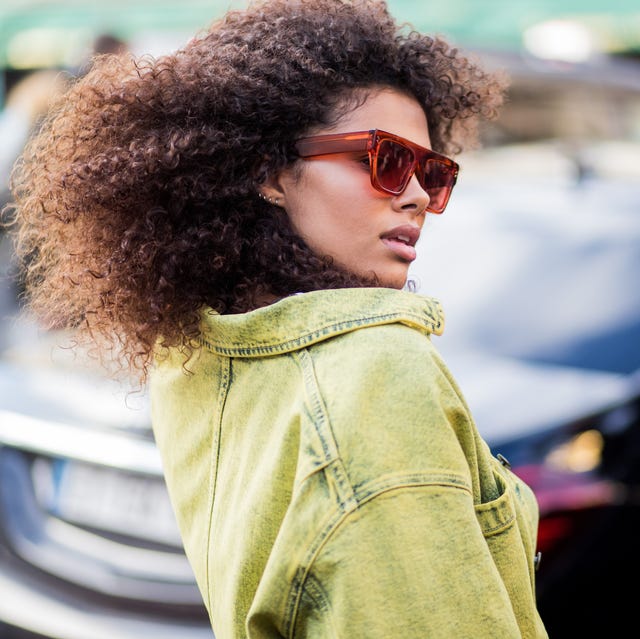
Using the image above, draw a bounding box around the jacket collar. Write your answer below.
[199,287,444,358]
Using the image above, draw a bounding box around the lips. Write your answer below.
[381,224,420,246]
[380,224,421,261]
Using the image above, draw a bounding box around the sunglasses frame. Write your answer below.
[295,129,459,214]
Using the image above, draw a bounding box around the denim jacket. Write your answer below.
[151,287,548,638]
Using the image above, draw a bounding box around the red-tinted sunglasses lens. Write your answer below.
[419,159,457,213]
[375,138,415,194]
[375,138,456,213]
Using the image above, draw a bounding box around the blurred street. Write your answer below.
[0,234,18,350]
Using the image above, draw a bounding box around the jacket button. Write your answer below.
[496,453,511,469]
[534,551,542,571]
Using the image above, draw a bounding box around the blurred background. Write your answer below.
[0,1,639,637]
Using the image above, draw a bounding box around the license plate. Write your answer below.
[41,459,182,547]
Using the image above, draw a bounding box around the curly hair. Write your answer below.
[8,0,506,380]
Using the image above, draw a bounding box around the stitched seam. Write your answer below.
[284,350,359,638]
[354,472,472,503]
[285,502,348,639]
[205,356,230,613]
[297,573,339,639]
[480,518,516,536]
[294,349,358,512]
[199,310,441,356]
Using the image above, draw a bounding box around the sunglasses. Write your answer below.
[295,129,459,214]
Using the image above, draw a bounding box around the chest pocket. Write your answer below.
[474,464,539,592]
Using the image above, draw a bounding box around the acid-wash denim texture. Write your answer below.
[150,287,548,638]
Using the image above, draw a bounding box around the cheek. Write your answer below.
[296,189,363,240]
[283,161,383,245]
[310,164,376,219]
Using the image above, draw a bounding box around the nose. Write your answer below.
[393,173,430,216]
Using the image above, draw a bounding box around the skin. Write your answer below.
[262,87,432,289]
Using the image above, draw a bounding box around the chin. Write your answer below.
[349,263,408,290]
[377,273,409,290]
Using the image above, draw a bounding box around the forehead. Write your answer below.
[316,87,431,147]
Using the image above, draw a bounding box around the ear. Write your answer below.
[258,167,295,209]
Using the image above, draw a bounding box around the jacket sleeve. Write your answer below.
[293,482,531,638]
[289,324,545,638]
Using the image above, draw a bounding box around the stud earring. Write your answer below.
[258,192,281,207]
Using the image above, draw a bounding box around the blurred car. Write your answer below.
[0,320,214,637]
[1,48,639,638]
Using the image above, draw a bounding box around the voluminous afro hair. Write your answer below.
[8,0,506,380]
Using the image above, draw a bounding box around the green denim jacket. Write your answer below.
[151,287,548,638]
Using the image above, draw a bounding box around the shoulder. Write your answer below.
[304,321,474,472]
[309,320,453,396]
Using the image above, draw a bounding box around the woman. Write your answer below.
[8,0,548,637]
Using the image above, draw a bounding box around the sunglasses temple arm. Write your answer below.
[295,136,370,157]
